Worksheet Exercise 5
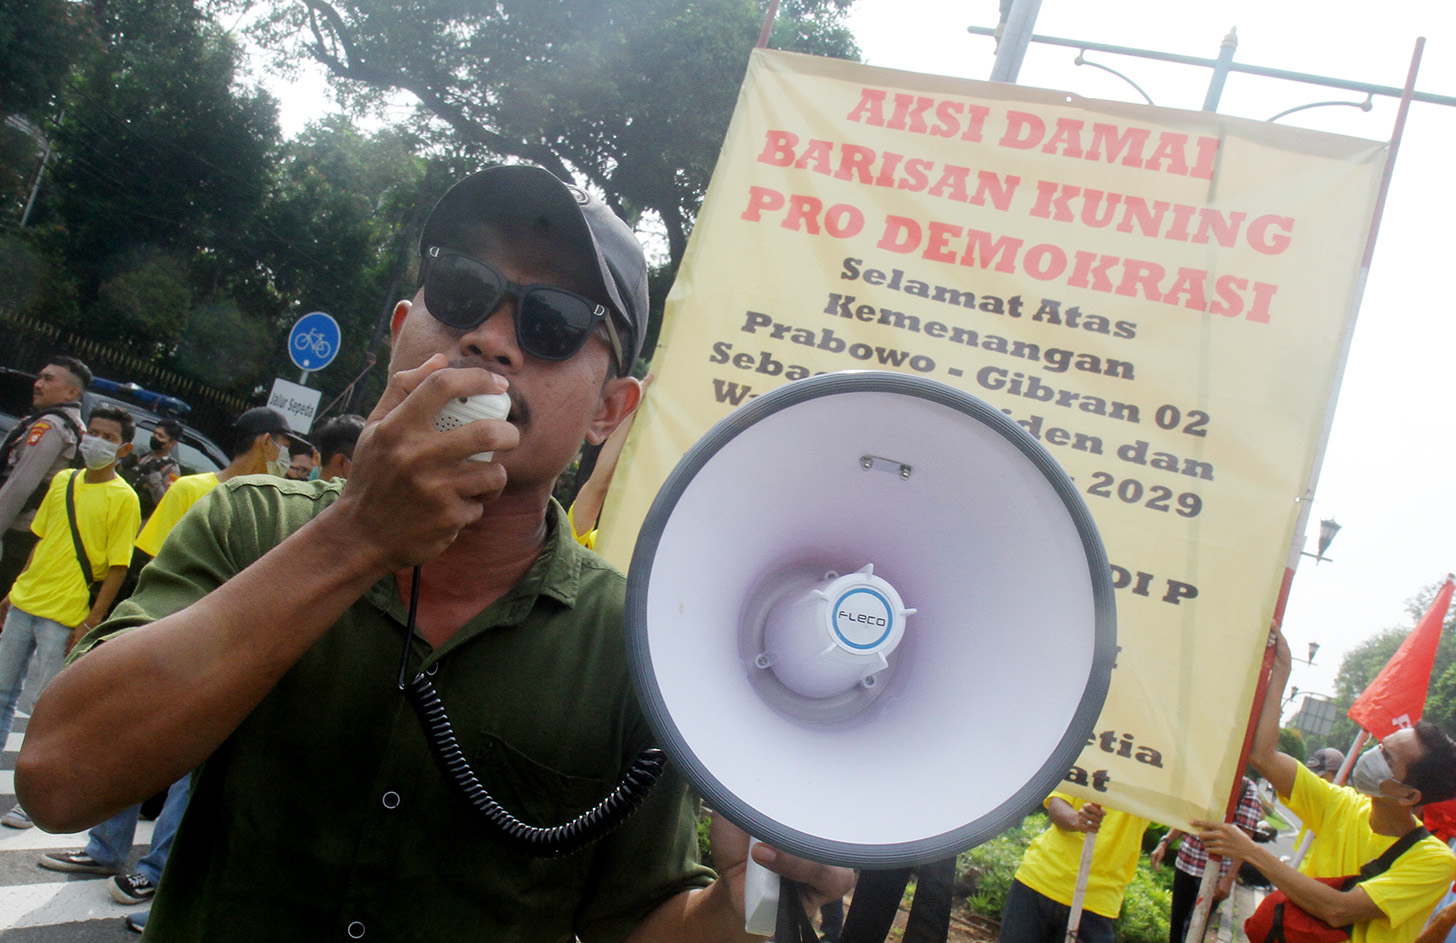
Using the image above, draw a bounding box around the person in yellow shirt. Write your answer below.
[0,403,139,829]
[999,792,1151,943]
[134,407,295,558]
[1198,632,1456,943]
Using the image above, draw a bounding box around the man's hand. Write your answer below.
[334,355,518,572]
[628,813,856,943]
[708,813,856,918]
[66,620,93,655]
[1191,820,1258,862]
[1049,798,1104,834]
[1271,630,1291,674]
[1150,829,1182,868]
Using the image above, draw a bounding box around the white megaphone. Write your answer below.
[625,371,1116,931]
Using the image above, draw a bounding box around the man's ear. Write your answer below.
[389,300,411,343]
[1394,784,1423,807]
[585,375,642,447]
[116,441,134,460]
[322,454,351,482]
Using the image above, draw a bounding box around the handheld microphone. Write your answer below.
[432,393,511,461]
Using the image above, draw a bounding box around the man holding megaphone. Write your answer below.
[16,164,852,942]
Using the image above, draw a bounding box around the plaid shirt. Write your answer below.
[1176,777,1264,879]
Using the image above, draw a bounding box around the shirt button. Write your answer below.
[381,791,401,810]
[347,921,366,938]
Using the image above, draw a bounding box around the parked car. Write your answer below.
[84,391,228,477]
[0,368,226,476]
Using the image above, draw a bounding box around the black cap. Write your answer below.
[234,407,311,451]
[419,164,648,375]
[234,407,292,438]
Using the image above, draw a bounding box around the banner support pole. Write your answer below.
[1064,831,1097,943]
[755,0,779,49]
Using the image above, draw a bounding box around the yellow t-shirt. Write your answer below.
[1287,763,1456,943]
[136,472,219,557]
[1014,791,1151,918]
[568,503,597,550]
[10,470,140,626]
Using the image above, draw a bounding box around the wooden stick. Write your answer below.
[1064,831,1097,943]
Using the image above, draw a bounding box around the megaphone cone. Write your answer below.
[626,371,1116,868]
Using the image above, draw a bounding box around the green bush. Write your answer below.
[960,812,1048,919]
[1115,864,1172,943]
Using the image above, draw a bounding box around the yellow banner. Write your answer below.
[598,49,1385,829]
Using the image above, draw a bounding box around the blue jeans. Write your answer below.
[85,775,191,883]
[999,878,1116,943]
[0,606,70,746]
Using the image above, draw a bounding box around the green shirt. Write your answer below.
[80,476,712,942]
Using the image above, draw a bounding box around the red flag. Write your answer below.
[1348,576,1454,739]
[1424,797,1456,844]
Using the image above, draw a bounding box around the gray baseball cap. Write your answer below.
[419,164,648,375]
[1306,747,1345,775]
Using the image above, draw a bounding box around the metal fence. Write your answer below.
[0,306,252,440]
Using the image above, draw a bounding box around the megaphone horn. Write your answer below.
[626,370,1116,868]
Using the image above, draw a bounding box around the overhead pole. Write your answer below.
[1201,29,1239,111]
[989,0,1043,83]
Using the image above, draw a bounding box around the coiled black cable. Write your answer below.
[398,566,666,856]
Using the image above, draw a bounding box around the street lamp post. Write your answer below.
[1300,518,1342,565]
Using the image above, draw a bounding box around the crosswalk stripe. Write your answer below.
[0,878,135,931]
[0,819,152,852]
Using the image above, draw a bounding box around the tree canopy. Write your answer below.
[1,0,861,430]
[245,0,860,264]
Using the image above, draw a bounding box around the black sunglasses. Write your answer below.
[422,246,626,373]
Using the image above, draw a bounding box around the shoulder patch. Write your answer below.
[26,420,53,447]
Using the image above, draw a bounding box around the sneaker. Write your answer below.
[124,911,148,933]
[110,872,157,905]
[38,850,121,875]
[1,804,33,829]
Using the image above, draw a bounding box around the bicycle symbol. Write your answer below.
[293,328,333,361]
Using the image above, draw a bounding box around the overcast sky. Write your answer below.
[843,1,1456,707]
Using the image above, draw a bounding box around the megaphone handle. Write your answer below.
[743,839,780,935]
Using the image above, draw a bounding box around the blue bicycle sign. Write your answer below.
[288,312,341,372]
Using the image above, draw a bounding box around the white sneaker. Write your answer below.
[1,803,33,829]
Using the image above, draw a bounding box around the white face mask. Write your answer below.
[268,439,291,478]
[78,434,120,470]
[1350,746,1400,797]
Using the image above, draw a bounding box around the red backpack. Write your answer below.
[1244,827,1430,943]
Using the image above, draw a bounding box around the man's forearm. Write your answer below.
[16,504,394,831]
[68,566,128,652]
[1249,634,1298,793]
[1240,843,1382,927]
